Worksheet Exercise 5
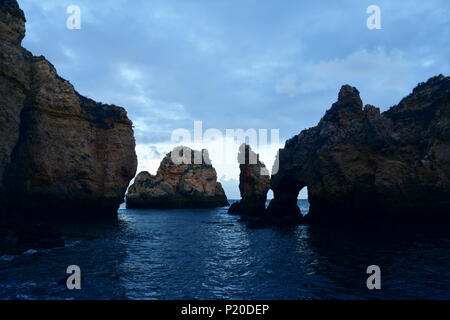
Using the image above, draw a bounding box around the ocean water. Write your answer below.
[0,200,449,300]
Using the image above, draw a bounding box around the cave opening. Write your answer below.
[298,186,310,216]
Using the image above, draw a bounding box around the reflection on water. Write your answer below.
[0,200,449,300]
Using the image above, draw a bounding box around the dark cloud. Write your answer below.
[17,0,450,196]
[19,0,449,143]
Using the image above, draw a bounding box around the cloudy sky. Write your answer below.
[18,0,449,199]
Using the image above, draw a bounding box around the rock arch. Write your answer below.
[266,77,450,227]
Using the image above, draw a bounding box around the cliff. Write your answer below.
[126,146,229,209]
[228,144,270,216]
[0,0,137,217]
[267,75,450,227]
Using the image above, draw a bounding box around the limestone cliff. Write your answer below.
[0,0,137,217]
[126,146,229,209]
[228,144,270,216]
[267,75,450,227]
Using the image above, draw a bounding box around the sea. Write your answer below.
[0,200,449,300]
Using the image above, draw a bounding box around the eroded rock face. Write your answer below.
[228,144,270,216]
[126,147,229,209]
[268,75,450,226]
[0,0,137,217]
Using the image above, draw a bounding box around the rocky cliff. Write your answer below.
[267,75,450,227]
[126,146,229,209]
[0,0,137,217]
[228,144,270,216]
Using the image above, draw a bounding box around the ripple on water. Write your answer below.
[0,201,449,300]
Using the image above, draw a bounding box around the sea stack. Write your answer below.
[0,0,137,217]
[126,146,229,209]
[267,75,450,227]
[228,144,270,216]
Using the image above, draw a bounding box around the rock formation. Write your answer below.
[126,146,229,209]
[228,144,270,216]
[267,75,450,227]
[0,0,137,218]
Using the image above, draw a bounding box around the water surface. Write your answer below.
[0,200,449,300]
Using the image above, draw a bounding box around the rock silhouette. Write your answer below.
[126,146,229,209]
[228,144,270,216]
[0,0,137,217]
[267,75,450,227]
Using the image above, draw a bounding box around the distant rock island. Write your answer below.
[126,146,229,209]
[0,0,137,218]
[266,75,450,227]
[228,144,270,216]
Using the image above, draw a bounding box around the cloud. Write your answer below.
[276,47,411,96]
[18,0,450,190]
[276,75,329,96]
[275,46,448,112]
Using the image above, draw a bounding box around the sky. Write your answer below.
[18,0,450,199]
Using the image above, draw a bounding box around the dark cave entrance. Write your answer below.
[269,175,310,217]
